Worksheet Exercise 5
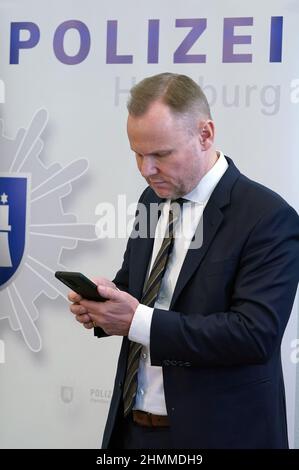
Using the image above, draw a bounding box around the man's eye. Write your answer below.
[157,151,171,157]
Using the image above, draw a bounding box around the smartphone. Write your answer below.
[55,271,106,301]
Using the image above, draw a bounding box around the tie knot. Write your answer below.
[171,197,188,206]
[169,198,188,223]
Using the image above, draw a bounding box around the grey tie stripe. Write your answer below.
[123,200,184,416]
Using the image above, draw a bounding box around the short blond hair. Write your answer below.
[127,73,212,121]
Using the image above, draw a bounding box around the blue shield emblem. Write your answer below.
[0,175,29,288]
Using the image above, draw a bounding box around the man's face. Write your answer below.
[127,101,210,199]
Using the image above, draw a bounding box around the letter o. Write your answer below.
[54,20,90,65]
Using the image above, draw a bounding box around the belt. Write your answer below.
[132,410,170,428]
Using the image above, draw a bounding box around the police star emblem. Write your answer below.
[0,109,97,352]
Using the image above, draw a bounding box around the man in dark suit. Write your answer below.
[69,73,299,448]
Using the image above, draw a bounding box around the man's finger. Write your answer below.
[75,313,92,324]
[83,321,94,330]
[97,284,120,301]
[80,298,103,310]
[68,290,82,303]
[92,277,116,289]
[70,304,87,315]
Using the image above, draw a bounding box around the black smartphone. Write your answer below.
[55,271,106,301]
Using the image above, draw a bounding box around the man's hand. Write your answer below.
[68,277,139,335]
[68,277,117,330]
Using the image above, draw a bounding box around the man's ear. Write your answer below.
[199,120,215,149]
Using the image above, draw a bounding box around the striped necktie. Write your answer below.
[123,199,185,416]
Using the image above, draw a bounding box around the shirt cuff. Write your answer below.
[128,304,154,347]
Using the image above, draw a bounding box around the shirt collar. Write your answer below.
[183,151,228,204]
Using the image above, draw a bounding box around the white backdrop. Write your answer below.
[0,0,298,448]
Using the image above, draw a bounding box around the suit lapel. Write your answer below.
[130,192,165,300]
[171,157,240,308]
[130,235,154,300]
[170,202,223,307]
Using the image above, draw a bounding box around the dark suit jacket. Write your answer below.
[97,157,299,449]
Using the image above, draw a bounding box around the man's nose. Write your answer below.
[140,156,157,178]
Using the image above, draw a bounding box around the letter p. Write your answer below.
[10,22,40,64]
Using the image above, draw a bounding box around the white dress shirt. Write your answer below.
[128,152,228,415]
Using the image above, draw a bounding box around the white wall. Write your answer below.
[0,0,298,448]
